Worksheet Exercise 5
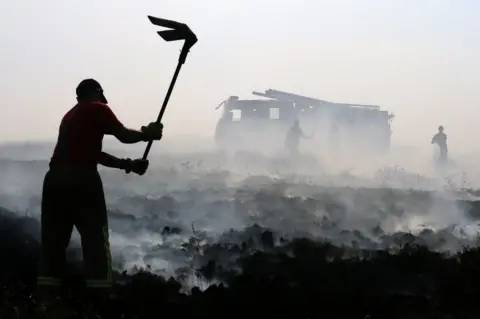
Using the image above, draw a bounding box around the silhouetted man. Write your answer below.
[285,119,307,155]
[431,125,448,166]
[37,79,163,295]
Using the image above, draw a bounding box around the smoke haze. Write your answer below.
[1,0,480,284]
[1,0,480,150]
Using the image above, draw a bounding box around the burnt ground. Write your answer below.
[1,208,480,319]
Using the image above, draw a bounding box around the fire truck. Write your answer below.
[214,89,394,155]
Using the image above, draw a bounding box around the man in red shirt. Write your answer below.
[37,79,163,293]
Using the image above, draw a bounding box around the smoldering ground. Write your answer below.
[4,140,480,318]
[1,139,480,289]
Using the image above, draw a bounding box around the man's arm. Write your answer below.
[96,104,152,144]
[98,152,149,175]
[98,152,128,169]
[110,125,149,144]
[112,123,163,144]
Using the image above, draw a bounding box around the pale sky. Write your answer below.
[1,0,479,152]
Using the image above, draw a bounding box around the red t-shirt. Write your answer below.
[50,101,123,168]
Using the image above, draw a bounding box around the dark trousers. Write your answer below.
[37,167,112,289]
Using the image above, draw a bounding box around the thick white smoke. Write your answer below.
[1,139,480,284]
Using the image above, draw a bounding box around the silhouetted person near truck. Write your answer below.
[285,119,309,156]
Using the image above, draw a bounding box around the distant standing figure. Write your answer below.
[285,119,307,155]
[431,125,448,165]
